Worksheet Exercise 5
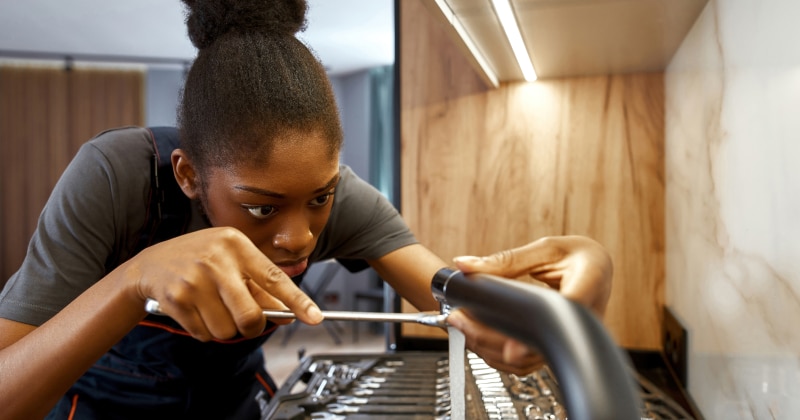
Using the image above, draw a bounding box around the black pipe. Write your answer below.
[432,268,642,420]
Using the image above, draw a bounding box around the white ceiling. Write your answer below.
[425,0,708,83]
[0,0,709,83]
[0,0,395,76]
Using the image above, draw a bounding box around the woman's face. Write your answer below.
[196,131,339,277]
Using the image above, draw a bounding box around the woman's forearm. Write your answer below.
[0,264,145,419]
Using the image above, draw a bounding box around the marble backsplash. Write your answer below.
[665,0,800,418]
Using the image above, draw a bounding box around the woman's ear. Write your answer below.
[172,149,200,199]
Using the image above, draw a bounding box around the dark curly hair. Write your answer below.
[178,0,342,171]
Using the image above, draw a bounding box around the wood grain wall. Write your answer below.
[399,0,665,349]
[0,65,144,289]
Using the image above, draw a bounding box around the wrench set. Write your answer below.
[259,350,566,420]
[261,350,696,420]
[261,350,560,419]
[262,351,481,419]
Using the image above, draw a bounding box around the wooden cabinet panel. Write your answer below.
[0,66,144,288]
[399,0,664,349]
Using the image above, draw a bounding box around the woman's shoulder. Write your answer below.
[65,126,160,215]
[336,164,379,196]
[85,126,154,154]
[79,126,161,176]
[331,164,397,223]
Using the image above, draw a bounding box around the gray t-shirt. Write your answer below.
[0,126,417,326]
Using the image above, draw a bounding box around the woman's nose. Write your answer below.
[271,217,313,254]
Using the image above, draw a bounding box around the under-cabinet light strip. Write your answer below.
[490,0,538,81]
[433,0,500,88]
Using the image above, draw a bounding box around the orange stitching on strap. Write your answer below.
[137,320,278,344]
[67,394,79,420]
[146,127,160,162]
[255,372,274,397]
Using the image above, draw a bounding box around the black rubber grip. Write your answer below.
[431,268,642,420]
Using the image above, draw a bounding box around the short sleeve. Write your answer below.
[310,166,418,263]
[0,128,152,326]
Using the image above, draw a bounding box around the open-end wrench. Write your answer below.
[383,359,448,366]
[353,381,449,391]
[358,375,448,385]
[372,366,449,375]
[350,388,450,398]
[332,399,451,416]
[336,396,442,406]
[311,413,450,420]
[144,298,448,327]
[326,403,450,415]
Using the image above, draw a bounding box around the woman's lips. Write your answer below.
[277,259,308,278]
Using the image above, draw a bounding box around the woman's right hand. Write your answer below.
[122,227,322,341]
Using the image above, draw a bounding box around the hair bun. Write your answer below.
[182,0,308,50]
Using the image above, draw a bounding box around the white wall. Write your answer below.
[331,69,373,182]
[145,67,184,127]
[665,0,800,417]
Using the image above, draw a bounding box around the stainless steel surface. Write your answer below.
[144,298,448,327]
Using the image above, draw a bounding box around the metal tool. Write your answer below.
[326,403,449,415]
[144,298,448,327]
[336,396,441,406]
[311,413,449,420]
[372,365,449,375]
[358,375,448,384]
[351,388,450,398]
[354,381,446,392]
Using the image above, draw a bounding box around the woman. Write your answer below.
[0,1,612,418]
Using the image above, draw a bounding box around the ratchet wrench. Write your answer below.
[144,298,449,327]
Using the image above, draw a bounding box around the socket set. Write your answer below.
[261,351,695,419]
[261,351,479,419]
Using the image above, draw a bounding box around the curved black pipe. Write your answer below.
[432,268,641,420]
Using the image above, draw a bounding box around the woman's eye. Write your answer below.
[310,193,333,207]
[244,205,277,219]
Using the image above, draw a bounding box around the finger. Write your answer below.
[158,270,245,340]
[183,309,215,342]
[246,279,293,326]
[447,311,541,373]
[158,297,214,342]
[503,339,541,366]
[195,296,240,339]
[247,278,289,310]
[177,260,254,338]
[453,237,566,279]
[204,260,271,338]
[447,311,505,361]
[482,351,545,376]
[251,263,322,325]
[224,230,323,325]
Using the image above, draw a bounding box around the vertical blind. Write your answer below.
[0,64,145,289]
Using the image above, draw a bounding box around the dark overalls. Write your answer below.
[47,317,280,419]
[46,127,281,419]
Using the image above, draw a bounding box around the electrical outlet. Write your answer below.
[662,306,688,387]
